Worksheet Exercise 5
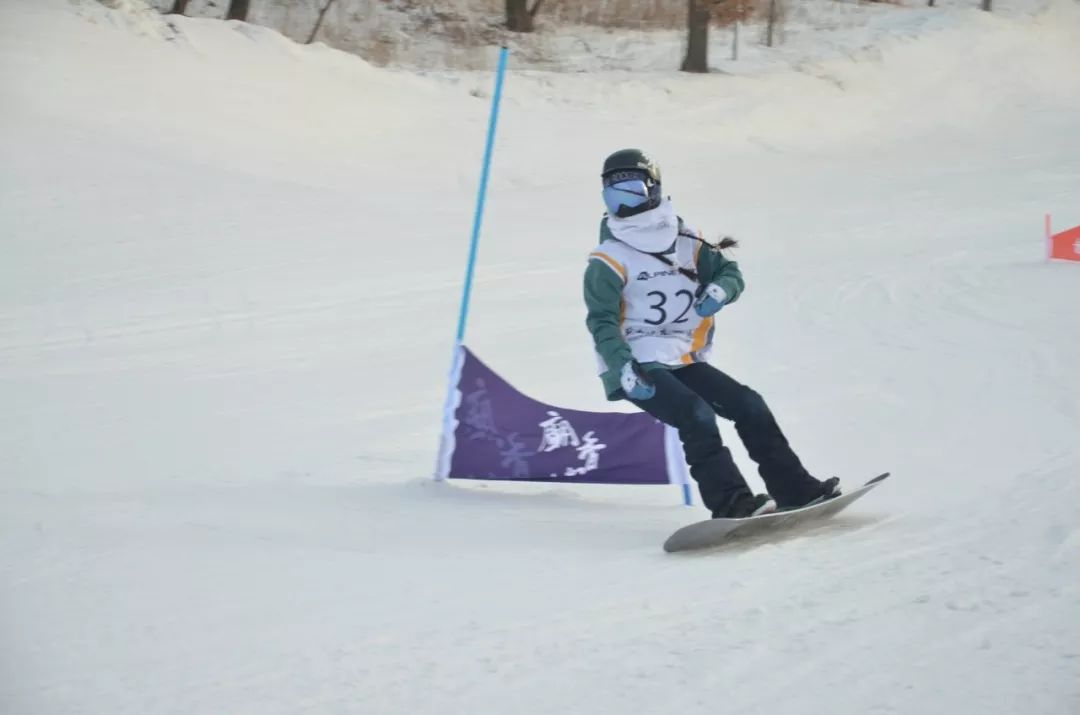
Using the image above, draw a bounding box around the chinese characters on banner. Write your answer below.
[440,347,686,487]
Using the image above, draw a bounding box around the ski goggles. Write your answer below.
[602,170,655,217]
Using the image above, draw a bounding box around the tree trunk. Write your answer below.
[307,0,337,44]
[506,0,533,33]
[225,0,250,22]
[766,0,778,48]
[981,0,992,10]
[681,0,710,73]
[169,0,190,14]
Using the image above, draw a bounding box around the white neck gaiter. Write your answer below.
[606,198,679,254]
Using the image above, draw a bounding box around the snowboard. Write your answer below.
[663,472,891,553]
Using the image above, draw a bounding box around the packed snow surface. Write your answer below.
[2,1,1079,713]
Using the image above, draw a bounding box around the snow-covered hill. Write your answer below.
[2,1,1078,713]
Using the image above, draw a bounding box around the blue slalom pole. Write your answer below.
[435,47,509,482]
[454,46,509,344]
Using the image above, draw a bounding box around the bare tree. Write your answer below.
[766,0,778,47]
[506,0,546,33]
[307,0,337,44]
[732,16,740,61]
[764,0,788,48]
[225,0,250,22]
[681,0,712,73]
[168,0,190,14]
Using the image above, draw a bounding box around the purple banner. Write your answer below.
[440,347,684,486]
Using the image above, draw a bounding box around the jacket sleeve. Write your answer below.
[695,246,745,304]
[584,257,633,377]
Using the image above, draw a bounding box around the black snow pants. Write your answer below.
[628,363,823,514]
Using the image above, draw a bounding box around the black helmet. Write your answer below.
[601,148,663,218]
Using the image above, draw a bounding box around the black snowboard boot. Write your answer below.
[711,492,777,519]
[776,477,841,511]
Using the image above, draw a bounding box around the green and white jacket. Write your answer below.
[583,199,745,400]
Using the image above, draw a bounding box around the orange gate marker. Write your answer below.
[1047,214,1080,262]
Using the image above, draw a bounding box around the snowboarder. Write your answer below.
[583,149,840,519]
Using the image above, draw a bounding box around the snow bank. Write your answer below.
[24,0,1079,155]
[75,0,177,40]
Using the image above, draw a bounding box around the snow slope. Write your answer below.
[2,1,1079,713]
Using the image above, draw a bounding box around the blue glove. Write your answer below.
[620,361,656,401]
[694,283,728,317]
